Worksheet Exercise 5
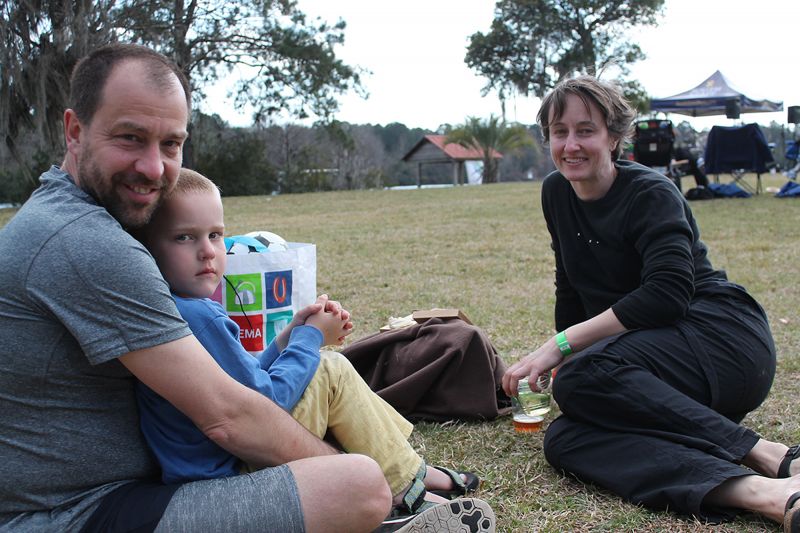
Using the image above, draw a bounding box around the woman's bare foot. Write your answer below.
[742,439,797,478]
[705,474,800,523]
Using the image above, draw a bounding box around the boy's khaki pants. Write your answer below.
[290,351,423,495]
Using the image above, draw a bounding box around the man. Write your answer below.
[0,43,391,532]
[672,142,710,188]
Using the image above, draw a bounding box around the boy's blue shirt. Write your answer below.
[136,295,322,484]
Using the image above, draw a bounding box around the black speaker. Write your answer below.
[725,100,741,119]
[788,106,800,124]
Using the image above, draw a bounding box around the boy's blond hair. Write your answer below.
[166,168,220,199]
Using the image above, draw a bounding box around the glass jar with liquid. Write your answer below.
[511,374,552,433]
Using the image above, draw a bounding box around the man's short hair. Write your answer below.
[69,43,191,124]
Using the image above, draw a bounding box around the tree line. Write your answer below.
[13,1,796,203]
[0,1,553,203]
[4,106,794,204]
[1,0,362,202]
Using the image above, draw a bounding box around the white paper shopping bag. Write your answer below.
[212,242,316,354]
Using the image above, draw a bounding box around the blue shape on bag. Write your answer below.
[225,235,268,254]
[265,270,292,309]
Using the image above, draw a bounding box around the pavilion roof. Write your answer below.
[402,134,503,162]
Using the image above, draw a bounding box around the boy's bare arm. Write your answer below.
[120,335,339,467]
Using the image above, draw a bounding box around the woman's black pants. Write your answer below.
[543,292,776,522]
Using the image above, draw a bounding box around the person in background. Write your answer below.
[672,141,710,187]
[502,75,800,532]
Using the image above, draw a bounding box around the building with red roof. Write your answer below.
[401,135,503,187]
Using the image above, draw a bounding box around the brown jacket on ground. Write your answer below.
[341,318,511,422]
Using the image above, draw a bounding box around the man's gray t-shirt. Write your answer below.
[0,167,191,530]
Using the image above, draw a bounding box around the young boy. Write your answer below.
[134,169,495,530]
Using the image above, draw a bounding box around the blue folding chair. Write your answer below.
[703,123,775,194]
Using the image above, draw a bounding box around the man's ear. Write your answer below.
[63,109,83,157]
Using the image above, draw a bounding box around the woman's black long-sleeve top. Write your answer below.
[541,160,736,332]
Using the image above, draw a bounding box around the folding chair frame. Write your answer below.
[704,124,774,195]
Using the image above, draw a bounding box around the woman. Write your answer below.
[502,75,800,530]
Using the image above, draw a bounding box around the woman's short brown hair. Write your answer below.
[537,75,636,160]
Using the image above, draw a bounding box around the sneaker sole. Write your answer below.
[387,498,495,533]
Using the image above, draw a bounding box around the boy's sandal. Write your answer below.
[384,500,436,523]
[779,445,800,478]
[784,491,800,533]
[428,465,480,499]
[389,462,429,518]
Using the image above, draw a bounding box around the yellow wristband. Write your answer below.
[555,331,573,357]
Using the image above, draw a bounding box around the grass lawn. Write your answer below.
[2,173,798,531]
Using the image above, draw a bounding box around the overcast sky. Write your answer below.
[206,0,798,131]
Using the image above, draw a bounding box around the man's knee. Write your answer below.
[291,453,391,531]
[543,415,599,479]
[551,354,591,405]
[552,350,627,406]
[340,453,392,513]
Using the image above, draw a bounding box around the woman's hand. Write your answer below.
[504,310,626,397]
[502,338,563,398]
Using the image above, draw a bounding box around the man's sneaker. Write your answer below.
[375,497,495,532]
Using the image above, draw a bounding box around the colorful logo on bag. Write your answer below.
[230,314,265,352]
[266,310,294,342]
[265,270,292,309]
[225,273,262,312]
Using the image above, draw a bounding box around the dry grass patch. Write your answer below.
[219,178,798,532]
[2,175,797,531]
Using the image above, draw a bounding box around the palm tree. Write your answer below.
[445,115,533,183]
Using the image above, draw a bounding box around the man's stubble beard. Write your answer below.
[77,148,164,230]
